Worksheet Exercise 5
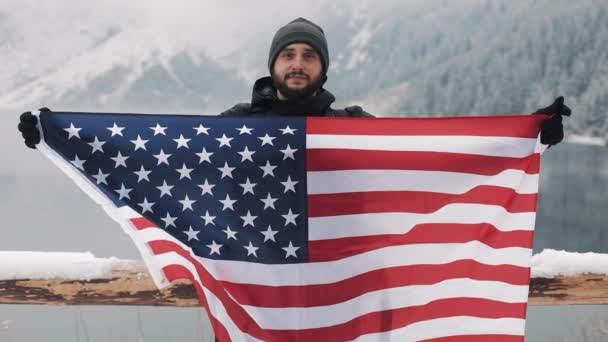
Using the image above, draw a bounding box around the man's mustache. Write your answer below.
[286,73,309,80]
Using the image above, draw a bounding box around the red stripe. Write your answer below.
[422,335,523,342]
[309,223,534,262]
[306,115,546,137]
[307,149,540,174]
[150,241,527,341]
[309,187,538,217]
[220,260,529,308]
[130,217,157,230]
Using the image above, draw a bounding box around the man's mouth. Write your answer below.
[286,74,309,80]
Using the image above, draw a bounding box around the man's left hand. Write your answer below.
[533,96,572,146]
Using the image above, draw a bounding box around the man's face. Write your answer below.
[271,43,324,99]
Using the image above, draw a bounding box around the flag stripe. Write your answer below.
[309,224,534,262]
[307,169,539,195]
[306,115,545,137]
[308,187,538,216]
[307,149,540,175]
[309,204,536,240]
[219,260,530,308]
[307,134,538,157]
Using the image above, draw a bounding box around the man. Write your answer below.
[18,17,569,147]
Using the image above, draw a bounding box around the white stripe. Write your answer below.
[307,134,538,158]
[243,279,528,330]
[357,316,524,341]
[151,253,262,342]
[309,204,536,240]
[159,242,534,286]
[308,169,539,195]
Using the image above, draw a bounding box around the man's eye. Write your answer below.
[281,53,294,59]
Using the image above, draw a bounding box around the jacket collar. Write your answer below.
[250,76,335,116]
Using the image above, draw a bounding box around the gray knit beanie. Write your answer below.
[268,18,329,75]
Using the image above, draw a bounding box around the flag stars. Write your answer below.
[157,180,174,198]
[219,194,237,211]
[183,226,200,241]
[244,242,259,257]
[161,212,177,228]
[198,179,215,196]
[241,210,257,227]
[201,210,216,226]
[282,241,300,258]
[281,176,299,193]
[282,209,299,227]
[223,226,238,240]
[115,183,132,200]
[138,197,155,214]
[92,169,109,185]
[261,225,279,242]
[107,123,125,137]
[260,193,278,210]
[239,178,257,195]
[207,240,223,256]
[150,123,168,136]
[218,162,236,179]
[260,161,277,178]
[196,148,213,164]
[236,125,254,135]
[216,134,233,148]
[237,146,256,163]
[134,165,151,183]
[258,133,276,146]
[193,124,210,135]
[279,125,297,135]
[64,123,82,139]
[153,149,172,166]
[70,155,86,171]
[88,136,106,153]
[179,195,196,211]
[174,134,191,149]
[130,135,149,151]
[280,144,298,160]
[176,163,194,180]
[111,152,129,168]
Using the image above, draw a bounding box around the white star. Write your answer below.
[198,179,215,196]
[260,161,277,177]
[243,242,259,257]
[279,125,297,135]
[111,151,129,168]
[115,183,132,200]
[207,240,223,255]
[157,180,174,198]
[183,226,200,241]
[281,176,299,193]
[218,162,236,179]
[201,210,216,226]
[219,194,237,211]
[261,225,278,242]
[237,146,256,162]
[173,134,191,149]
[240,210,257,227]
[70,155,86,171]
[193,124,210,135]
[134,165,151,183]
[176,163,194,180]
[239,177,257,195]
[236,125,253,135]
[130,135,148,151]
[92,169,109,185]
[216,134,233,148]
[150,123,168,136]
[107,123,125,137]
[260,193,278,210]
[196,148,213,164]
[161,212,177,228]
[223,226,238,240]
[179,195,196,211]
[280,144,298,160]
[258,133,276,146]
[88,136,106,153]
[153,149,171,166]
[138,197,155,214]
[282,209,299,227]
[64,123,82,139]
[282,241,300,258]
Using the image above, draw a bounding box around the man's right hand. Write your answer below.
[18,107,50,149]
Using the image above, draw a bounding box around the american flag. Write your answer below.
[37,111,545,341]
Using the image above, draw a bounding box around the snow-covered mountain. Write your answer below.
[2,0,607,136]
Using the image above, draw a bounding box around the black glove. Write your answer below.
[533,96,571,146]
[18,107,51,149]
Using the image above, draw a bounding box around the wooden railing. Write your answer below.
[1,263,607,306]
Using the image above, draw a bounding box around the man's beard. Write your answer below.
[272,72,326,100]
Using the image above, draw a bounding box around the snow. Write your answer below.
[0,249,606,281]
[566,135,606,146]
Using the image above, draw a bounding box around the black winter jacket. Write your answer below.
[220,76,374,118]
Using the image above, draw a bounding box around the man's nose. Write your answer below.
[291,55,305,69]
